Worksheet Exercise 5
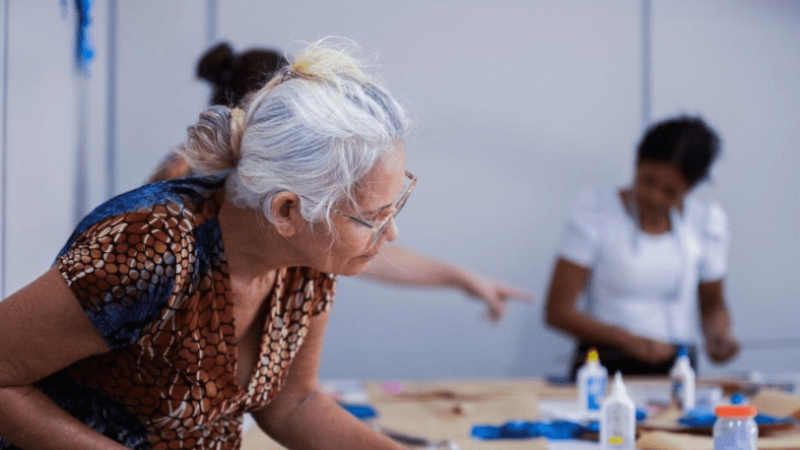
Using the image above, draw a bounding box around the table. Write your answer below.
[240,377,800,450]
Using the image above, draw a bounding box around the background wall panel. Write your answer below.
[4,1,78,294]
[114,0,209,195]
[0,0,796,382]
[218,0,644,379]
[651,0,800,376]
[0,0,6,300]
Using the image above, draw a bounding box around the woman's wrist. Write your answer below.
[608,327,636,350]
[444,265,472,292]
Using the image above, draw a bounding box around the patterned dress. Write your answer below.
[0,174,336,450]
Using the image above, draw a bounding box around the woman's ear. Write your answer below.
[270,192,303,238]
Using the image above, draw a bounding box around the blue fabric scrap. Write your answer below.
[471,409,646,441]
[678,406,797,428]
[340,403,378,420]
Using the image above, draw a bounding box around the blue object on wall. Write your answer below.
[62,0,94,73]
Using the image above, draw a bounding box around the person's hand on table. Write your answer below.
[622,334,676,365]
[705,332,739,363]
[457,270,534,322]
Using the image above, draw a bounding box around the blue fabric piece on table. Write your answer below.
[472,421,587,440]
[340,403,378,420]
[472,409,647,441]
[678,406,797,428]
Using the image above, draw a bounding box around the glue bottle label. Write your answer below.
[672,380,684,408]
[587,376,606,411]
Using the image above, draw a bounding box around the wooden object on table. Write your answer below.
[638,429,800,450]
[240,426,284,450]
[752,389,800,419]
[454,438,548,450]
[637,387,800,450]
[366,378,547,448]
[241,378,551,449]
[365,378,547,404]
[639,405,690,433]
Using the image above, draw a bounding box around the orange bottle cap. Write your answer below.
[715,405,757,418]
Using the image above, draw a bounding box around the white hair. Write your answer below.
[181,37,409,231]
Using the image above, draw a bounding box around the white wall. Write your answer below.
[215,0,644,379]
[114,0,208,194]
[0,0,6,300]
[0,0,798,380]
[2,1,78,296]
[651,0,800,376]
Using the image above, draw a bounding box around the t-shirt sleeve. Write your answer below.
[699,201,730,282]
[55,210,184,350]
[558,190,603,268]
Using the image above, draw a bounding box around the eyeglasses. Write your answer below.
[333,171,417,246]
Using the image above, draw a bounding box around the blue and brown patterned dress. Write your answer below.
[0,174,336,450]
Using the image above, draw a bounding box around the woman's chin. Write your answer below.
[335,256,374,277]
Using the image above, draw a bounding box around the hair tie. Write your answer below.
[293,59,310,74]
[228,108,246,167]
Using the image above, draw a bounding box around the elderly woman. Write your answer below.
[0,39,416,450]
[149,42,531,321]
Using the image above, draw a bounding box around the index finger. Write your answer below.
[497,284,536,303]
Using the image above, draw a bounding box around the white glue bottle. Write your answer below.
[600,372,636,450]
[577,348,608,413]
[669,346,695,412]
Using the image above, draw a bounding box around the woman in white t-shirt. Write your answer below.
[545,116,740,378]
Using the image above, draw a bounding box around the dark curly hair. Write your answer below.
[636,116,721,187]
[196,42,289,107]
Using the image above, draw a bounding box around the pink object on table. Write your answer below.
[383,381,405,395]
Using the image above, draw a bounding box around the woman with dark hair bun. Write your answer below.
[150,42,532,322]
[148,43,290,183]
[545,116,740,378]
[196,43,289,107]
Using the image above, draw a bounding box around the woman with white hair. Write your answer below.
[0,38,421,450]
[148,41,532,322]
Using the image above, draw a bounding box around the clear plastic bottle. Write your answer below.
[713,405,758,450]
[669,346,695,411]
[600,372,636,450]
[577,348,608,413]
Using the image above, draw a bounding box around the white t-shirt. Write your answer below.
[558,188,730,343]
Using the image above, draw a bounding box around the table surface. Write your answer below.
[240,377,800,450]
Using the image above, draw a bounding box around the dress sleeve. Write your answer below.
[313,273,337,316]
[699,200,730,282]
[558,190,603,268]
[55,209,186,350]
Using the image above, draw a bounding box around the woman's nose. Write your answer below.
[383,217,399,242]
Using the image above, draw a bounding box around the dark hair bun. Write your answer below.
[196,42,238,87]
[196,42,290,107]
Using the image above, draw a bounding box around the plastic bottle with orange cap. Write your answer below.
[714,404,758,450]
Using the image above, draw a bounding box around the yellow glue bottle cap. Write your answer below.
[587,348,599,363]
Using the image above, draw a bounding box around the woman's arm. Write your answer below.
[361,244,533,321]
[698,279,739,363]
[0,268,130,450]
[544,258,675,365]
[251,311,407,450]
